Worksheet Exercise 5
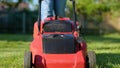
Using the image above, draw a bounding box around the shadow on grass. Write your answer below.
[0,34,32,42]
[85,35,120,43]
[96,53,120,68]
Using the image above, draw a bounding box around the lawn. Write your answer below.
[86,33,120,68]
[0,33,120,68]
[0,34,32,68]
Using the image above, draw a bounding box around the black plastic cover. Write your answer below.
[43,20,72,32]
[42,34,76,54]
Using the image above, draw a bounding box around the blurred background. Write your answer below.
[0,0,120,34]
[0,0,120,68]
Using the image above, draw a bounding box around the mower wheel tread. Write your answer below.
[24,51,32,68]
[87,51,96,68]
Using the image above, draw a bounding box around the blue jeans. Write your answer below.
[41,0,67,20]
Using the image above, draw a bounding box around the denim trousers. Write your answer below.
[41,0,67,20]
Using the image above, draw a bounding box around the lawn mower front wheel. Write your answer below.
[24,51,32,68]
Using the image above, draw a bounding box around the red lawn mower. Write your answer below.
[24,0,96,68]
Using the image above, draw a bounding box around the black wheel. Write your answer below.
[24,51,32,68]
[87,51,96,68]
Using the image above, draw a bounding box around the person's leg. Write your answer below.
[54,0,67,17]
[41,0,54,20]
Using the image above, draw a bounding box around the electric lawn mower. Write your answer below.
[24,0,96,68]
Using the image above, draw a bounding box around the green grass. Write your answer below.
[0,34,32,68]
[85,33,120,68]
[0,33,120,68]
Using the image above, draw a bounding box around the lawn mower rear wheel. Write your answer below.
[24,51,32,68]
[87,51,96,68]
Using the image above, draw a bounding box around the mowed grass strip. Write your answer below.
[0,33,120,68]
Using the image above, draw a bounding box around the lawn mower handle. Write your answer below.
[71,0,77,30]
[38,0,43,32]
[38,0,77,32]
[69,0,77,30]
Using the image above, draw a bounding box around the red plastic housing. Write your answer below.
[31,17,87,68]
